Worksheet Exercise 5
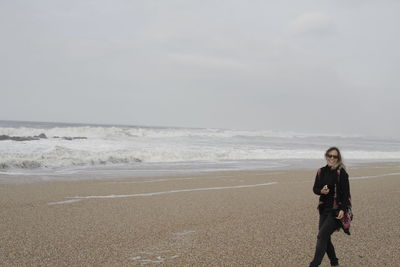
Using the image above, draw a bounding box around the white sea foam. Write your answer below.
[0,125,362,139]
[48,199,82,205]
[1,137,399,171]
[1,123,400,178]
[61,182,278,201]
[292,171,400,184]
[350,172,400,180]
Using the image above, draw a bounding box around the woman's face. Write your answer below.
[326,149,339,166]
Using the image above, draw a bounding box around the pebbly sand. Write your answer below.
[1,162,400,266]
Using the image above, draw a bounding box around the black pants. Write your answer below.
[309,209,340,267]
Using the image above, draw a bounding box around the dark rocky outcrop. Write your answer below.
[38,133,47,139]
[53,136,88,140]
[0,133,87,141]
[62,137,87,140]
[0,133,47,141]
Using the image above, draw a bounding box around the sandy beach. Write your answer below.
[1,162,399,266]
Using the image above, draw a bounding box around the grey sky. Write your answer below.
[1,0,399,137]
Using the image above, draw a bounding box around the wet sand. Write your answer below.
[1,162,400,266]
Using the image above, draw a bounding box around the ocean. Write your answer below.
[1,120,400,183]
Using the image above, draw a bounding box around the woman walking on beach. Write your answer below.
[309,147,351,267]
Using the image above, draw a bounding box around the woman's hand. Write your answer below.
[336,210,344,219]
[320,185,329,195]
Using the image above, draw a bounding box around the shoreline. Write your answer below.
[1,161,400,266]
[2,159,400,185]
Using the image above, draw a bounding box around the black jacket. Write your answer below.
[313,165,351,212]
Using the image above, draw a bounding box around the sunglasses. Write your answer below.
[326,154,339,159]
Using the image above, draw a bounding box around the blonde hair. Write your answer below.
[325,147,346,170]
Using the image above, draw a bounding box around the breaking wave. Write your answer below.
[1,123,400,172]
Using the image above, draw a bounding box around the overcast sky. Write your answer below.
[1,0,399,137]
